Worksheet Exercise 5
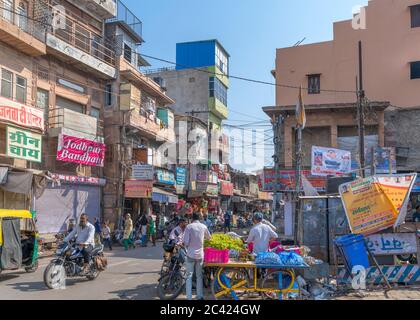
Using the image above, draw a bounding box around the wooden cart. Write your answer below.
[205,261,310,300]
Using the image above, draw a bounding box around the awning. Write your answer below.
[152,187,178,204]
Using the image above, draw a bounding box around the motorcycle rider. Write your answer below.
[64,213,96,274]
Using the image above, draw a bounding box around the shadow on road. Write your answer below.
[109,283,159,300]
[7,278,85,293]
[0,274,21,282]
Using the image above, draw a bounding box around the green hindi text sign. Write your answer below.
[6,126,42,163]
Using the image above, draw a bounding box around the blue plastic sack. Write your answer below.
[255,252,282,265]
[278,252,305,266]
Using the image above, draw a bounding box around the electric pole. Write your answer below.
[295,122,303,243]
[358,40,366,178]
[272,114,282,225]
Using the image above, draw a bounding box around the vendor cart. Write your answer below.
[205,261,309,300]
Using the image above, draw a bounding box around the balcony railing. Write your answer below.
[106,0,142,42]
[47,5,116,67]
[49,108,103,137]
[0,0,46,42]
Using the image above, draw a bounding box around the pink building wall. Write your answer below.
[276,0,420,108]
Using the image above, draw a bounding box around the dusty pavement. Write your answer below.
[1,240,420,300]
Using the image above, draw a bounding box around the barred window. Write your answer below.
[307,74,321,94]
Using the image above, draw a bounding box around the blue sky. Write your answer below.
[123,0,369,170]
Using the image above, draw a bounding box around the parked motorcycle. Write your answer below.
[43,242,105,289]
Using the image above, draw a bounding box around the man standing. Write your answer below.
[223,210,232,233]
[64,214,95,274]
[413,205,420,222]
[93,217,102,246]
[101,222,112,251]
[246,212,278,254]
[183,213,211,300]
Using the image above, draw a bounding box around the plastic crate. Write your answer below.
[204,248,229,264]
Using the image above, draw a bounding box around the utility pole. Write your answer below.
[357,40,366,178]
[295,123,303,243]
[272,114,282,225]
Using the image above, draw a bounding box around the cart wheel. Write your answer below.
[260,270,299,300]
[211,268,250,300]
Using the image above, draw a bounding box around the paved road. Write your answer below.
[0,244,165,300]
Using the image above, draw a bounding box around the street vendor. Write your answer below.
[246,212,278,254]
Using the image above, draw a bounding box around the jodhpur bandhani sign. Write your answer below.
[339,176,399,235]
[6,126,42,163]
[57,134,105,167]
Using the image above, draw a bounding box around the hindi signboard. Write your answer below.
[125,180,153,198]
[132,164,154,180]
[261,168,326,192]
[376,174,417,227]
[6,126,42,163]
[365,233,418,256]
[339,177,398,235]
[57,134,105,167]
[0,98,44,131]
[311,146,351,176]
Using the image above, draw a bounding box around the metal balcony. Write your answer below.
[106,0,143,44]
[66,0,117,19]
[0,0,46,56]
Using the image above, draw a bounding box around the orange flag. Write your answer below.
[296,86,306,129]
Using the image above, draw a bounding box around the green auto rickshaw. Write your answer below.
[0,209,39,273]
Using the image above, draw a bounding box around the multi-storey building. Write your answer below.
[0,0,118,237]
[263,0,420,171]
[103,0,176,225]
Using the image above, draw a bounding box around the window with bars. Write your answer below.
[37,65,49,81]
[36,88,49,121]
[307,74,321,94]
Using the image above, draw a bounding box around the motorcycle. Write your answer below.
[43,242,105,289]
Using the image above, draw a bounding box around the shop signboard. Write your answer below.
[220,181,233,196]
[6,126,42,163]
[376,174,417,227]
[57,134,105,167]
[258,191,273,201]
[51,173,106,186]
[0,97,44,131]
[262,168,326,192]
[176,167,187,194]
[339,176,398,235]
[125,180,153,198]
[311,146,351,176]
[155,168,175,185]
[365,233,418,256]
[132,164,154,180]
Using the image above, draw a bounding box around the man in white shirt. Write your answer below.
[247,212,278,254]
[183,213,211,300]
[64,213,96,273]
[169,218,187,245]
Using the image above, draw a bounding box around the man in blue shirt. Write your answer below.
[93,217,102,246]
[413,206,420,222]
[223,210,232,233]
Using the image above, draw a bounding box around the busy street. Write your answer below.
[2,0,420,308]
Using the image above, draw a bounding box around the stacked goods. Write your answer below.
[204,234,244,252]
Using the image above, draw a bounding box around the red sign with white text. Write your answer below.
[57,134,105,167]
[0,97,44,131]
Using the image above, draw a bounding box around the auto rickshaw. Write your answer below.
[0,209,39,273]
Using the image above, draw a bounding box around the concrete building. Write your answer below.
[103,0,176,225]
[0,0,117,236]
[146,40,230,163]
[265,0,420,172]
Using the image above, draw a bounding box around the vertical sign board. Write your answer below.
[6,126,42,163]
[339,176,398,235]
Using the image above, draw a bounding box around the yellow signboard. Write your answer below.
[339,177,398,235]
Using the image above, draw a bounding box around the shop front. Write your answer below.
[36,174,105,236]
[153,167,177,216]
[124,179,153,221]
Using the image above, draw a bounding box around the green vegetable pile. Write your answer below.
[204,234,244,251]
